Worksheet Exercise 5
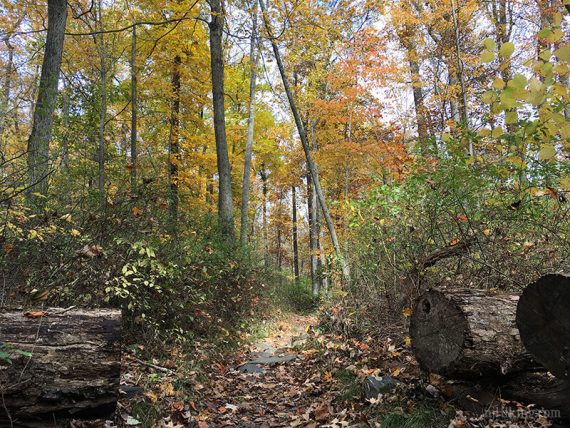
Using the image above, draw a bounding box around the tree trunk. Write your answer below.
[292,185,299,282]
[96,0,107,210]
[260,165,269,266]
[501,373,570,419]
[208,0,235,243]
[307,172,319,296]
[240,5,258,246]
[410,289,534,378]
[0,38,14,162]
[258,0,350,285]
[130,24,138,193]
[0,309,121,422]
[60,78,69,171]
[516,273,570,380]
[168,55,181,235]
[26,0,67,209]
[450,0,470,151]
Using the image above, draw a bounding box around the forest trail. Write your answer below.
[196,313,343,427]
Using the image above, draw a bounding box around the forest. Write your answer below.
[0,0,569,427]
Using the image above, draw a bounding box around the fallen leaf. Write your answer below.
[24,311,47,318]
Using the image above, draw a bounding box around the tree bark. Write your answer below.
[0,38,14,162]
[307,172,319,296]
[500,373,570,419]
[130,24,138,193]
[450,0,470,151]
[0,309,121,422]
[258,0,350,285]
[410,289,535,378]
[208,0,235,243]
[260,164,269,266]
[292,185,299,282]
[60,78,69,171]
[96,0,107,210]
[240,5,258,246]
[516,273,570,380]
[26,0,67,209]
[168,55,181,235]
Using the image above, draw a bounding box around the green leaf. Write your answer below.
[539,144,556,160]
[492,127,504,138]
[499,42,515,58]
[539,49,552,62]
[483,38,496,51]
[480,50,495,63]
[481,91,496,104]
[537,28,553,39]
[492,78,505,89]
[500,89,518,109]
[14,349,32,358]
[508,74,527,90]
[505,111,518,124]
[554,43,570,63]
[0,351,12,364]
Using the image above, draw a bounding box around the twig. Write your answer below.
[133,357,175,374]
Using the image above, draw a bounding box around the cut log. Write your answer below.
[0,308,121,422]
[501,373,570,420]
[410,289,534,378]
[516,273,570,380]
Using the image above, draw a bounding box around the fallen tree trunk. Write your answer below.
[410,289,535,378]
[500,373,570,419]
[0,308,121,423]
[516,273,569,380]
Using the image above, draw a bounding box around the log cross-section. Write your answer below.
[516,273,570,380]
[0,308,121,422]
[410,289,535,378]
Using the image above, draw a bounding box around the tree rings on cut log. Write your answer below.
[410,289,532,378]
[516,273,570,380]
[0,308,121,422]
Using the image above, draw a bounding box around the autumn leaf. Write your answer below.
[24,311,48,318]
[402,307,413,317]
[132,206,143,216]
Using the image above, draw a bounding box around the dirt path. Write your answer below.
[194,313,355,427]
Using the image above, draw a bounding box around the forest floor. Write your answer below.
[114,310,559,428]
[115,310,450,428]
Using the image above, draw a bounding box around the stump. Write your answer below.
[0,308,121,422]
[410,289,533,378]
[516,273,570,380]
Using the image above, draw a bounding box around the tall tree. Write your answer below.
[208,0,235,242]
[96,0,107,209]
[130,24,138,193]
[259,0,350,284]
[240,4,259,246]
[291,185,300,282]
[168,55,182,234]
[27,0,68,208]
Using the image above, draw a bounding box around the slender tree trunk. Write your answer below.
[450,0,471,155]
[292,185,300,282]
[61,78,69,170]
[307,171,319,296]
[260,164,269,266]
[277,227,282,269]
[208,0,235,243]
[26,0,67,209]
[0,38,14,161]
[97,0,107,210]
[168,55,181,234]
[259,0,350,285]
[130,24,138,193]
[240,5,258,246]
